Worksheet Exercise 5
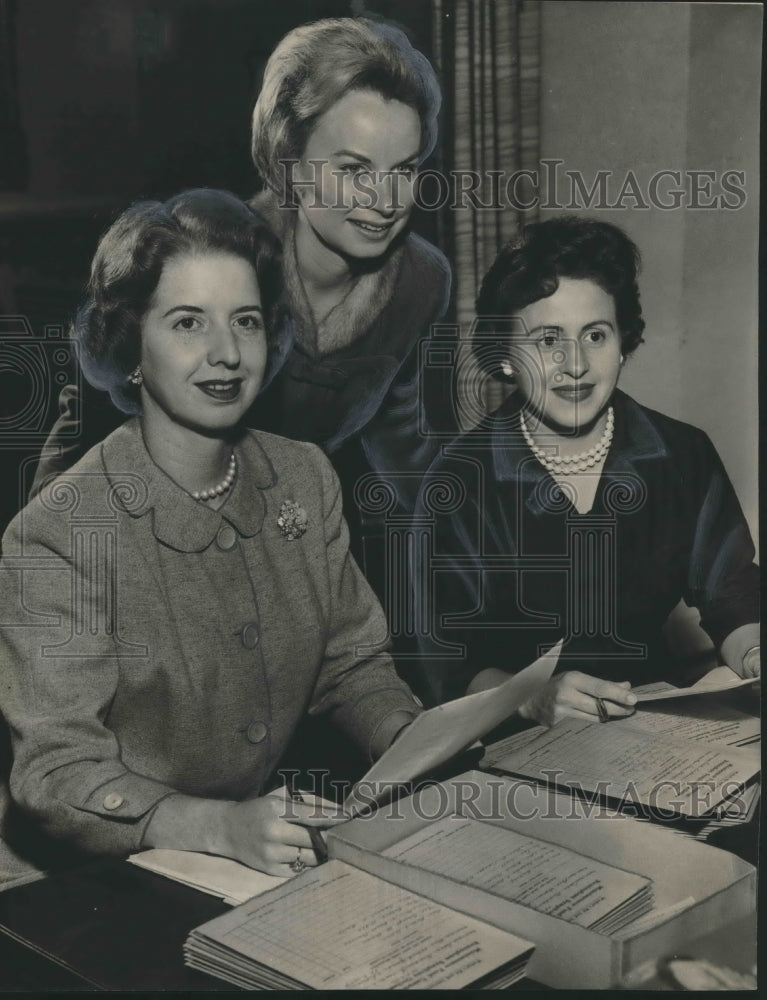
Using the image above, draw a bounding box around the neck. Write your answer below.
[294,212,353,295]
[140,407,233,498]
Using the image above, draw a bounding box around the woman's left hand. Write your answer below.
[518,671,637,728]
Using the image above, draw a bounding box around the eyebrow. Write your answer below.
[332,148,420,164]
[524,319,615,335]
[162,304,263,318]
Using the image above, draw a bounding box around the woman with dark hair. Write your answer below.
[413,216,759,725]
[32,17,452,563]
[0,189,421,877]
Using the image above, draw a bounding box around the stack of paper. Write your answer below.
[128,849,286,905]
[490,717,759,818]
[627,700,760,749]
[184,861,534,990]
[383,815,653,935]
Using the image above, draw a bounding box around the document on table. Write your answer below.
[383,815,652,934]
[128,849,286,905]
[346,641,561,813]
[184,860,534,990]
[628,702,760,749]
[492,717,759,817]
[634,665,759,702]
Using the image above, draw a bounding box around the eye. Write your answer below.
[584,328,607,344]
[393,164,418,177]
[233,313,264,332]
[339,162,367,175]
[539,330,560,348]
[173,315,201,332]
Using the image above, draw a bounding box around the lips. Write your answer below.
[196,379,243,402]
[348,218,397,239]
[552,384,595,401]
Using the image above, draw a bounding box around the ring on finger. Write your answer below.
[290,847,307,874]
[595,697,609,723]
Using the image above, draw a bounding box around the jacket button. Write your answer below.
[217,525,237,550]
[246,721,268,744]
[241,623,260,649]
[103,792,124,810]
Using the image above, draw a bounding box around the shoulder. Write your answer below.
[243,429,334,489]
[395,233,452,319]
[617,391,717,458]
[404,232,451,285]
[3,435,114,556]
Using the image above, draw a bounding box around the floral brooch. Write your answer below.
[277,500,308,540]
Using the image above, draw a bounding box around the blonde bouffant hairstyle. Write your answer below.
[251,17,441,202]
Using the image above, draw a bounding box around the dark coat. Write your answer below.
[411,390,760,704]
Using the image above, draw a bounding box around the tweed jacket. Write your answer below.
[0,421,419,856]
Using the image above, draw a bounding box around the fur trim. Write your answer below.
[249,190,405,357]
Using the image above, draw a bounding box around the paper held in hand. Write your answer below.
[634,665,759,702]
[345,641,562,814]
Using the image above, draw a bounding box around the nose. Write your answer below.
[207,321,241,369]
[561,338,588,379]
[371,172,400,217]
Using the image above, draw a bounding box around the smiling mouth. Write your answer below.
[196,379,243,402]
[349,219,396,237]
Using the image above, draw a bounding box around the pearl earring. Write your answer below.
[501,361,515,378]
[620,354,625,365]
[128,365,143,386]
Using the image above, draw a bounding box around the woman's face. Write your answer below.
[293,88,422,261]
[503,277,623,433]
[139,252,267,436]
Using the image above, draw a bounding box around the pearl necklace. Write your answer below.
[520,407,614,475]
[191,453,237,501]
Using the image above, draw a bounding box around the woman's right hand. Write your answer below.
[144,787,347,877]
[214,789,347,876]
[518,671,637,728]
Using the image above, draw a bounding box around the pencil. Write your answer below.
[285,775,329,863]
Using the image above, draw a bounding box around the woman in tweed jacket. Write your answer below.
[0,190,420,876]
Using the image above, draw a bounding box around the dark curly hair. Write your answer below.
[74,188,287,414]
[473,215,645,381]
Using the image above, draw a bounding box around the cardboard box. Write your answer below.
[328,771,756,989]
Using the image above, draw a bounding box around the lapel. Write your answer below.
[490,390,668,518]
[101,422,276,552]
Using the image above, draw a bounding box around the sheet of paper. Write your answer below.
[347,641,561,813]
[635,665,759,702]
[383,815,651,931]
[128,849,286,905]
[629,703,760,748]
[493,718,759,817]
[481,725,548,768]
[185,860,533,990]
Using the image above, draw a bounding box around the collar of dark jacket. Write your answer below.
[492,388,669,485]
[100,420,276,551]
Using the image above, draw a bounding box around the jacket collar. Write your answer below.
[101,421,276,551]
[491,389,669,516]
